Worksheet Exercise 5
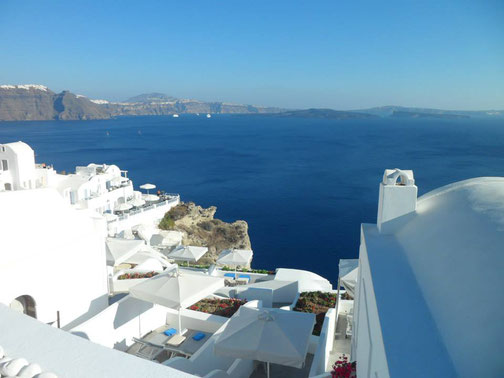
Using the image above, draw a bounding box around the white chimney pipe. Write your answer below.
[377,168,417,232]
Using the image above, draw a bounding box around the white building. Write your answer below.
[352,169,504,378]
[0,188,109,328]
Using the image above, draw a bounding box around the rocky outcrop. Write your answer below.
[0,85,111,121]
[159,202,252,265]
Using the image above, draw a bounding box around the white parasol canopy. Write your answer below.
[116,203,133,211]
[130,271,224,334]
[103,212,118,222]
[105,238,145,266]
[167,245,208,263]
[129,198,146,207]
[214,306,315,376]
[140,183,156,190]
[217,249,253,267]
[143,194,159,202]
[338,259,359,298]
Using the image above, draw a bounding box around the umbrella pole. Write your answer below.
[267,362,270,378]
[178,306,182,335]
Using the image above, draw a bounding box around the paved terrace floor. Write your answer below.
[250,354,314,378]
[327,314,352,370]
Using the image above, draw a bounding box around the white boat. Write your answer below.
[173,114,179,118]
[206,114,211,118]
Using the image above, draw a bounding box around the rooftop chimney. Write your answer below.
[377,169,417,232]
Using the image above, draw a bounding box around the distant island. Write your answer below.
[265,108,377,120]
[391,111,470,119]
[0,85,283,122]
[0,84,502,122]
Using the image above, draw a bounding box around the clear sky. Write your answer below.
[0,0,503,110]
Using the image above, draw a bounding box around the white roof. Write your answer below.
[274,268,332,292]
[363,177,504,377]
[0,304,192,378]
[3,141,34,155]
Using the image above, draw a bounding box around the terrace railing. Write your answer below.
[107,194,180,224]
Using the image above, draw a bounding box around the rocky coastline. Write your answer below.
[158,202,252,265]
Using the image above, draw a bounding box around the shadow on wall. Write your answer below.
[62,294,109,331]
[71,331,90,340]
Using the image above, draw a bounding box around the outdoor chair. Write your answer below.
[132,337,165,361]
[346,314,353,338]
[236,274,251,284]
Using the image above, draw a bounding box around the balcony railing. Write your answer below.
[108,195,180,224]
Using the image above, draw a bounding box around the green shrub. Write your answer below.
[159,213,175,230]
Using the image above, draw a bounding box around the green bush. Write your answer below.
[159,213,175,230]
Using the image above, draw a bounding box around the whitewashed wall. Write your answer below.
[354,227,390,378]
[0,189,109,327]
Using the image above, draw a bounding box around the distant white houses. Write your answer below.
[351,169,504,378]
[0,141,180,235]
[0,141,180,327]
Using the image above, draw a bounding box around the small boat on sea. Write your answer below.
[206,114,211,118]
[173,114,179,118]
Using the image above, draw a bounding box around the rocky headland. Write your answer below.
[158,202,251,265]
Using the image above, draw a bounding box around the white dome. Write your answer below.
[391,177,504,376]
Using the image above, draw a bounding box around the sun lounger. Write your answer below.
[132,337,165,360]
[236,274,251,284]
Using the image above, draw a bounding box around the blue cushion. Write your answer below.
[192,332,206,341]
[238,274,251,279]
[164,328,177,336]
[224,273,235,278]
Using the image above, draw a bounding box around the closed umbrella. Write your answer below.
[214,306,315,377]
[217,249,253,279]
[130,271,224,334]
[167,245,208,265]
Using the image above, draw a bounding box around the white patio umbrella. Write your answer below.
[105,238,145,266]
[338,259,359,299]
[143,194,159,202]
[140,183,156,195]
[167,245,208,265]
[129,271,224,334]
[214,306,316,377]
[103,212,118,222]
[129,198,146,207]
[116,203,133,212]
[217,249,253,279]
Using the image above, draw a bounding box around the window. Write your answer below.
[2,160,8,171]
[0,146,5,152]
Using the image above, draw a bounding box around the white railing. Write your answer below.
[309,308,337,377]
[107,195,180,225]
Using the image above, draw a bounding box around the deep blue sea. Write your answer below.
[1,115,504,283]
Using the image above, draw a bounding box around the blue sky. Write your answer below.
[0,0,503,109]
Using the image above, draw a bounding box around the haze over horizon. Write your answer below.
[0,0,503,110]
